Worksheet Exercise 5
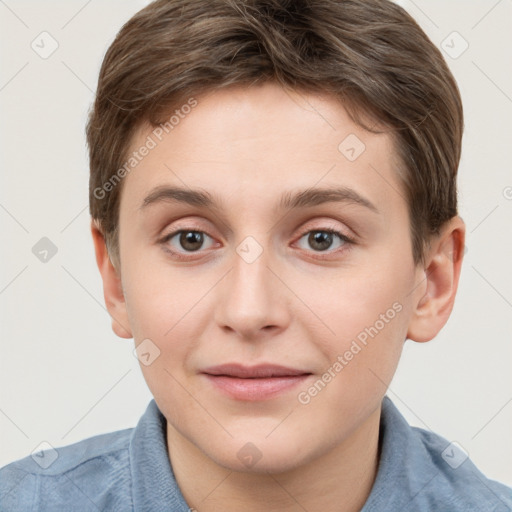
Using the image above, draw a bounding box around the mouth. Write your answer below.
[200,363,313,401]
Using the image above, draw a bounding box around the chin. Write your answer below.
[205,436,313,475]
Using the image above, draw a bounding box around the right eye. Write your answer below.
[160,229,216,257]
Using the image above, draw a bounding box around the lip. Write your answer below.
[201,363,312,401]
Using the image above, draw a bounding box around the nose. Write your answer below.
[214,240,291,341]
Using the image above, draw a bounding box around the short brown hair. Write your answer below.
[87,0,463,270]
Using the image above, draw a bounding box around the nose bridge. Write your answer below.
[215,234,289,337]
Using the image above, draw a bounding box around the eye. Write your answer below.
[161,229,215,255]
[159,226,354,261]
[295,229,353,254]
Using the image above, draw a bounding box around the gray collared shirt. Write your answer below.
[1,396,511,511]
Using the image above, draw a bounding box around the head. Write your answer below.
[88,0,465,473]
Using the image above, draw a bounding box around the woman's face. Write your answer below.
[114,82,426,473]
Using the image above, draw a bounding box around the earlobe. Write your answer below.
[406,216,466,343]
[90,219,133,339]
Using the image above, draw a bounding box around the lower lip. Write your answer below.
[203,374,311,401]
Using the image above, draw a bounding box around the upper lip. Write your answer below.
[201,363,311,379]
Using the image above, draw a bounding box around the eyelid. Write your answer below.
[295,218,356,242]
[159,218,213,238]
[160,217,354,242]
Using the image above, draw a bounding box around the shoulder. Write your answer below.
[411,424,512,510]
[0,427,133,512]
[365,397,512,512]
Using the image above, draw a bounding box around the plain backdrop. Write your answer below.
[1,0,511,487]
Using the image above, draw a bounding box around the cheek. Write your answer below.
[122,248,201,339]
[293,279,408,435]
[294,255,411,347]
[292,254,412,396]
[122,257,212,387]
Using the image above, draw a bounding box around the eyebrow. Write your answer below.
[139,185,379,214]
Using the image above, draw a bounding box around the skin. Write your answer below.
[91,82,465,511]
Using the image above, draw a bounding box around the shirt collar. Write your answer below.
[129,399,190,511]
[361,396,439,511]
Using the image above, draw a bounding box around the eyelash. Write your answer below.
[159,226,355,261]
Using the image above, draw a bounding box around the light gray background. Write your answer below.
[1,0,511,487]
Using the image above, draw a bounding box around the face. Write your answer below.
[116,83,424,473]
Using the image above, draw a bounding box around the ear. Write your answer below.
[407,216,466,343]
[90,219,133,339]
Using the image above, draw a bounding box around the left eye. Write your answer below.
[296,229,351,252]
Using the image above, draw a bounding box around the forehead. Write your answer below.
[119,83,404,221]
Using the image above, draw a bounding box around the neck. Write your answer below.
[166,405,382,512]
